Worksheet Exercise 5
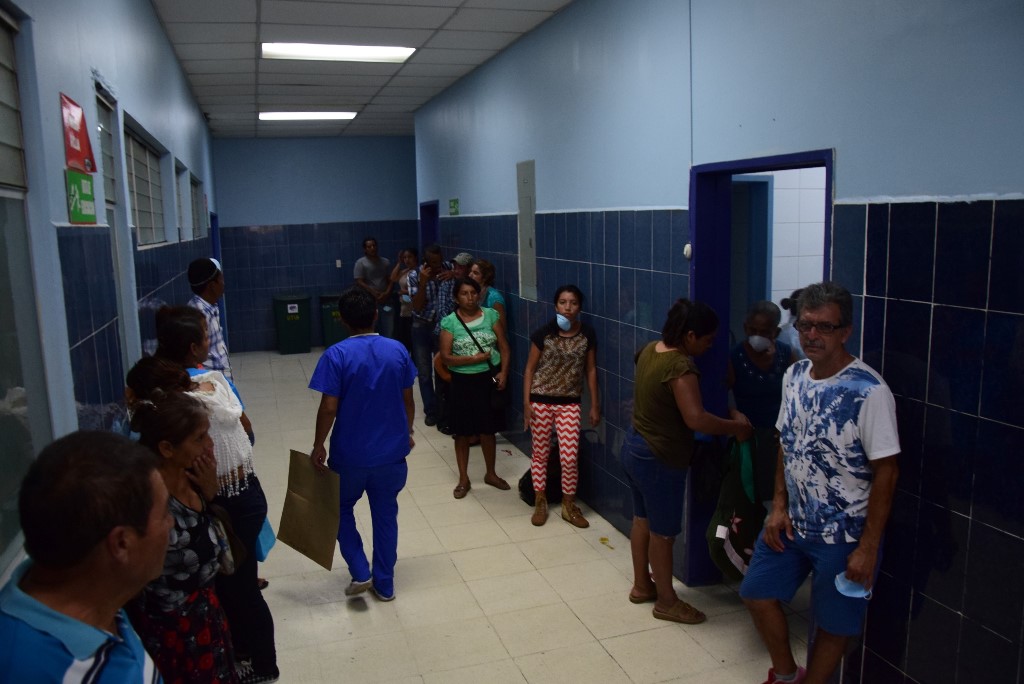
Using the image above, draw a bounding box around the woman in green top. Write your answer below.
[439,278,512,499]
[621,299,752,625]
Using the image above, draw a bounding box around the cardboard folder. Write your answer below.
[277,449,339,570]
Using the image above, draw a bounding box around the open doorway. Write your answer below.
[680,149,833,585]
[419,200,440,253]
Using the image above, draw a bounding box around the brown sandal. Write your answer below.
[652,600,706,624]
[483,475,510,490]
[628,585,657,604]
[453,482,471,499]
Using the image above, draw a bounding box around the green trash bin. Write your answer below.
[272,294,311,354]
[319,293,349,348]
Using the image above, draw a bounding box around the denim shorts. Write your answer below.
[619,428,687,537]
[739,531,877,637]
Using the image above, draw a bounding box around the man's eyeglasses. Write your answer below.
[794,320,846,335]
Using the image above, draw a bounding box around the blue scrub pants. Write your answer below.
[337,459,409,597]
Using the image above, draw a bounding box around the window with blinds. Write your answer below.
[191,176,207,238]
[124,130,165,245]
[0,17,25,189]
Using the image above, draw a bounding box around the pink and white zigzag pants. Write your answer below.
[529,402,581,496]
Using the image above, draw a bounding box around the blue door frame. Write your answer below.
[679,149,834,586]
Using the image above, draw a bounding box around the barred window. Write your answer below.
[124,130,164,245]
[191,176,207,238]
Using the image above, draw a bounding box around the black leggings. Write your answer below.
[214,476,276,670]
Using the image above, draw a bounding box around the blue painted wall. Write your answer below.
[415,0,692,214]
[212,137,418,227]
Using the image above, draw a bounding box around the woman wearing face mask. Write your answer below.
[726,300,798,506]
[521,285,600,527]
[621,299,752,624]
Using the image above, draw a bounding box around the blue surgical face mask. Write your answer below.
[834,572,872,599]
[555,313,572,331]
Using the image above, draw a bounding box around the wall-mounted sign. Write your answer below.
[449,198,460,216]
[65,169,97,224]
[60,94,96,173]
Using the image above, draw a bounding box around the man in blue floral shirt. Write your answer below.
[741,282,900,684]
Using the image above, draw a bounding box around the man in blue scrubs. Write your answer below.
[0,431,172,682]
[309,287,416,601]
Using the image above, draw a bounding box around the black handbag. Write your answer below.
[455,311,508,410]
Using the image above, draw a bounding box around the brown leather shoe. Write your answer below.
[561,496,589,528]
[531,491,548,526]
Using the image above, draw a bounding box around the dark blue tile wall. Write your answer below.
[842,199,1024,684]
[134,237,212,354]
[219,220,418,352]
[437,209,691,553]
[57,226,125,431]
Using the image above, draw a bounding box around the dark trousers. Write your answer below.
[411,322,438,418]
[214,476,276,671]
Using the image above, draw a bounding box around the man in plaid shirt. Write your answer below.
[187,257,233,380]
[407,245,454,426]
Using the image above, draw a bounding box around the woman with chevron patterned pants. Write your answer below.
[522,285,601,528]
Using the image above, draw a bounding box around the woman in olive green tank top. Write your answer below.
[621,299,752,625]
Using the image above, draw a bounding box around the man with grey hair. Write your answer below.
[740,281,900,684]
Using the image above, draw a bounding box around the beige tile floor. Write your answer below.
[233,350,810,684]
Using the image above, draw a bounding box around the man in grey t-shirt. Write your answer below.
[353,236,394,337]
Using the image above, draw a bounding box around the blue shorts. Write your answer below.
[739,531,878,637]
[619,428,687,537]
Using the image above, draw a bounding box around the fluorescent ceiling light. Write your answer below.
[259,112,357,121]
[262,43,415,63]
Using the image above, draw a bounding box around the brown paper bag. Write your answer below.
[277,450,340,570]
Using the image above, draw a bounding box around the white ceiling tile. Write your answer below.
[152,0,257,23]
[258,84,379,97]
[425,30,518,51]
[465,0,572,11]
[388,74,458,89]
[259,72,387,87]
[259,23,433,46]
[174,43,255,61]
[406,47,497,65]
[163,22,257,43]
[396,62,475,78]
[261,1,454,29]
[371,95,430,106]
[259,59,400,76]
[181,59,255,75]
[193,84,257,97]
[359,103,418,113]
[200,103,257,114]
[444,8,551,33]
[376,85,443,98]
[197,94,257,105]
[190,73,257,86]
[258,94,371,105]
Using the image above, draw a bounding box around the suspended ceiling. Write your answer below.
[151,0,574,138]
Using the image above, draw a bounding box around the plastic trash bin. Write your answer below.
[319,292,349,348]
[272,293,311,354]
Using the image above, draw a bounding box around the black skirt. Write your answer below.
[448,370,507,436]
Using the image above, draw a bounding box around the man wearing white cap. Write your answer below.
[187,257,232,381]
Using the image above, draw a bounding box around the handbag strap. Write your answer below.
[455,311,497,373]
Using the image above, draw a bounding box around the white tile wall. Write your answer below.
[768,168,825,312]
